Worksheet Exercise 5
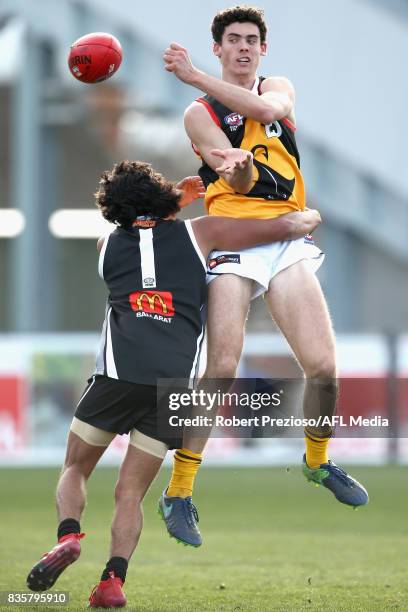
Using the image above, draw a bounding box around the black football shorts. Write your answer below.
[75,374,182,449]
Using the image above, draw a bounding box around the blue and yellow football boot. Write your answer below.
[158,490,202,547]
[302,455,369,507]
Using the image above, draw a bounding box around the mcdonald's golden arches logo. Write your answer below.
[129,290,174,317]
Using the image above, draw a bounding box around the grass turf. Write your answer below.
[0,465,407,611]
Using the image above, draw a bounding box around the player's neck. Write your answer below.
[221,70,257,90]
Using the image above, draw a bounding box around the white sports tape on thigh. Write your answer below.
[70,416,116,446]
[129,428,168,459]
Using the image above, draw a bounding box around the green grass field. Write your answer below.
[0,465,407,611]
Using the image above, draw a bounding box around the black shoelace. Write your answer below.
[185,499,199,524]
[328,461,353,485]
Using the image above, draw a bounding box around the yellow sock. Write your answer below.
[305,433,330,469]
[167,448,202,498]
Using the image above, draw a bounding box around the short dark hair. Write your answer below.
[211,5,267,44]
[95,160,181,228]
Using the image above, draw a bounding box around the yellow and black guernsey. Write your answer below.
[195,76,305,219]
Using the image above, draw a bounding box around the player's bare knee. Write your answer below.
[304,356,337,380]
[62,447,102,480]
[114,479,143,507]
[60,461,89,482]
[205,355,240,378]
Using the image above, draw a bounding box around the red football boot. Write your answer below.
[89,571,127,608]
[27,533,85,591]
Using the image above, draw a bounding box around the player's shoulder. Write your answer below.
[184,100,219,135]
[184,100,213,123]
[260,76,295,95]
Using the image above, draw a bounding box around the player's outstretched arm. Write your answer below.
[163,42,294,124]
[191,210,321,259]
[175,176,205,207]
[184,103,254,194]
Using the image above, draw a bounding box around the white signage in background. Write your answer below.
[0,412,20,452]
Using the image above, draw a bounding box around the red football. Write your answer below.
[68,32,122,84]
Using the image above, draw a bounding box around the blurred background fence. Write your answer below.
[0,332,407,466]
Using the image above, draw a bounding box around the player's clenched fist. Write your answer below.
[163,42,198,84]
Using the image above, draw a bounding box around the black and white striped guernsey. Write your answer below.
[95,219,207,385]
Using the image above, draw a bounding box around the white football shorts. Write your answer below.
[207,235,324,299]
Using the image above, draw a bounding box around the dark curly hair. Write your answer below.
[211,5,267,44]
[95,160,181,229]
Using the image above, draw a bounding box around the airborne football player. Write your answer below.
[160,5,369,548]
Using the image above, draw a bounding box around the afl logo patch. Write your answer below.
[265,121,282,138]
[224,112,244,131]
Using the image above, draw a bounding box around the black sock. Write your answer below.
[57,518,81,540]
[101,557,128,583]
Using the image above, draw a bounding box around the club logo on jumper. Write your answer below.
[224,112,244,131]
[129,290,174,323]
[265,121,282,138]
[209,254,241,270]
[132,216,157,228]
[304,234,315,245]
